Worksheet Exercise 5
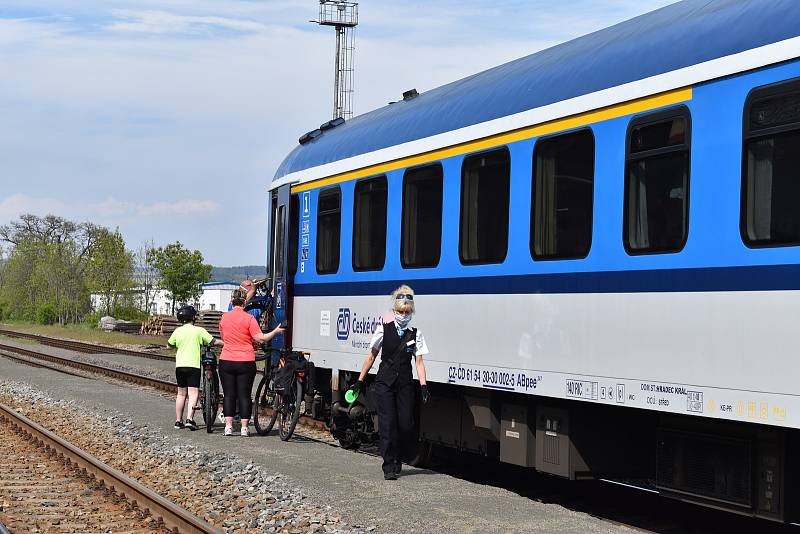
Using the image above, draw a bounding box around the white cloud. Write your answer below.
[106,10,268,35]
[137,199,220,216]
[0,194,219,222]
[0,0,678,263]
[0,17,69,46]
[0,194,69,221]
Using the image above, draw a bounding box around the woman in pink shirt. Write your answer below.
[219,288,284,436]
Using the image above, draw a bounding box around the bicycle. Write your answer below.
[273,351,311,441]
[252,348,313,440]
[252,348,282,436]
[198,344,220,433]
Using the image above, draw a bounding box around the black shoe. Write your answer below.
[185,419,198,431]
[173,420,184,429]
[383,471,398,481]
[394,463,402,475]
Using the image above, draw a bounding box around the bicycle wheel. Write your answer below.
[253,374,279,435]
[198,370,208,423]
[204,370,218,433]
[209,373,219,430]
[279,379,303,441]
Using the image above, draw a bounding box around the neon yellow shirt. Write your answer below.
[168,324,213,369]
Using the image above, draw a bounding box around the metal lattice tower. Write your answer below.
[314,1,358,120]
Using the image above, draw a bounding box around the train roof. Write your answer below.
[273,0,800,184]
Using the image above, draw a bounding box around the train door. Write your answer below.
[268,184,295,347]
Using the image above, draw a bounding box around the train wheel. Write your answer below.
[338,432,361,450]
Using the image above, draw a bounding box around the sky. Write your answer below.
[0,0,677,266]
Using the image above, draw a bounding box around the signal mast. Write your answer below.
[312,1,359,120]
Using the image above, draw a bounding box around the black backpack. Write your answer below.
[273,357,304,392]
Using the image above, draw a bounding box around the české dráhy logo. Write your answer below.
[336,308,351,340]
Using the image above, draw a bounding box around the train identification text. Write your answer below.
[447,364,541,392]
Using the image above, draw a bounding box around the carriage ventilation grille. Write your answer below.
[543,434,560,465]
[656,429,751,506]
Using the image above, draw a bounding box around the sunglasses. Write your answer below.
[395,294,414,301]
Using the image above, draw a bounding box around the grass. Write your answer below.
[0,321,169,348]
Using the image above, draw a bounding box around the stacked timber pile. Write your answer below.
[98,316,142,334]
[196,310,223,338]
[113,321,142,334]
[139,311,222,338]
[140,315,179,336]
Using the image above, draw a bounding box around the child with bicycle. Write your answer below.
[168,305,223,431]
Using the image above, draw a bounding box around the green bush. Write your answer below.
[36,305,58,325]
[84,310,104,328]
[114,304,149,321]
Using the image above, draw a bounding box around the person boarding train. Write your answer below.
[218,287,284,436]
[349,285,431,480]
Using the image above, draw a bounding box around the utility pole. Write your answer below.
[312,1,358,120]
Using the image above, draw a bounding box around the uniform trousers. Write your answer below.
[372,379,416,475]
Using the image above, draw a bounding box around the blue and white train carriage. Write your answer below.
[267,0,800,520]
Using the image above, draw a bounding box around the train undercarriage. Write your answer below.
[302,367,797,523]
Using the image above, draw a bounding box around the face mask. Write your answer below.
[394,312,411,328]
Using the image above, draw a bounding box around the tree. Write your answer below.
[87,228,134,316]
[0,214,100,255]
[1,237,92,324]
[149,242,212,314]
[0,214,126,325]
[135,239,160,315]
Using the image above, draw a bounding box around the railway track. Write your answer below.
[0,341,330,432]
[0,402,221,533]
[0,342,176,393]
[0,328,172,361]
[1,340,797,533]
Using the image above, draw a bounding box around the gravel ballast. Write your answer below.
[0,343,642,534]
[0,381,350,533]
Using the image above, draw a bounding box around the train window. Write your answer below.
[531,129,595,260]
[402,165,443,268]
[742,79,800,247]
[316,187,341,274]
[459,148,510,264]
[624,107,691,254]
[352,176,388,271]
[288,194,299,276]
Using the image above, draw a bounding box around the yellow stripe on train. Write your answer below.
[291,86,693,194]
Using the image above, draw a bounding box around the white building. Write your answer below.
[194,282,240,312]
[91,281,240,316]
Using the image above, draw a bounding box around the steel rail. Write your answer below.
[0,402,222,534]
[0,343,176,393]
[0,349,89,378]
[0,342,330,433]
[0,327,172,361]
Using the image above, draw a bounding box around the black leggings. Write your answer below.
[218,360,256,420]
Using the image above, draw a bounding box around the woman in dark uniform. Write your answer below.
[348,285,430,480]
